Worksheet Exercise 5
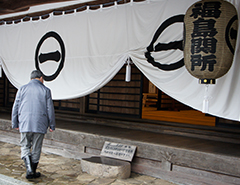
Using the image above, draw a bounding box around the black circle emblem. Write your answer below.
[145,15,185,71]
[225,15,238,54]
[35,31,65,81]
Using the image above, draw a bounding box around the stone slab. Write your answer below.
[81,156,131,179]
[0,174,31,185]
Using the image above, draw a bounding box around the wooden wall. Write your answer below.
[0,73,17,107]
[87,65,142,117]
[54,99,81,112]
[0,74,4,106]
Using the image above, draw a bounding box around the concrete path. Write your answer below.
[0,141,176,185]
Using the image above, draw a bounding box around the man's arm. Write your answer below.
[46,89,56,132]
[11,89,21,129]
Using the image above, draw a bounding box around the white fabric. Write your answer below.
[0,0,240,121]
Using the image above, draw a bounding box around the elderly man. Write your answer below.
[12,70,56,179]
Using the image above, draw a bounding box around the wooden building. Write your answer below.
[0,63,239,129]
[0,0,240,184]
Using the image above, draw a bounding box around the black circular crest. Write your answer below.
[145,15,185,71]
[35,31,65,81]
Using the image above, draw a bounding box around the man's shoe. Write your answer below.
[23,156,34,179]
[32,162,41,178]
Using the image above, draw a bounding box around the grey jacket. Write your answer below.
[12,79,55,134]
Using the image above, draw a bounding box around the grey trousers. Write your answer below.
[20,132,44,163]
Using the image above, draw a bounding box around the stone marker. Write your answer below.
[100,141,137,162]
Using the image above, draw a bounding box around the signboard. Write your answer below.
[100,141,137,162]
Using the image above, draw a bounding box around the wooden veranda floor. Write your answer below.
[142,107,216,127]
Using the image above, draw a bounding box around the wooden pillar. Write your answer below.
[79,96,86,114]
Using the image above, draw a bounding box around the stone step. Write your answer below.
[81,156,131,179]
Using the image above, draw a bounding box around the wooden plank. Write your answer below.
[172,165,240,185]
[142,107,215,126]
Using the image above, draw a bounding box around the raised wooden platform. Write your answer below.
[0,111,240,185]
[142,107,216,126]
